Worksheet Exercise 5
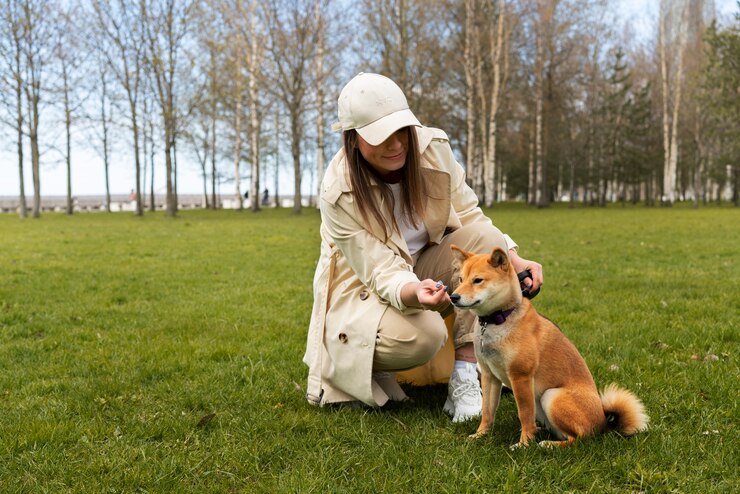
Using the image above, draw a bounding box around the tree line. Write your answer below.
[1,0,738,219]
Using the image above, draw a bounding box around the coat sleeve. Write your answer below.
[320,195,421,312]
[432,139,519,251]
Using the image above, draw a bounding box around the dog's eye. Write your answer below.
[473,277,483,284]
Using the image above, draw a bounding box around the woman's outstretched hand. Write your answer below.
[402,279,451,313]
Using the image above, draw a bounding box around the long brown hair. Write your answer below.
[343,127,427,242]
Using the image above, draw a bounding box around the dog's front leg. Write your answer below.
[509,377,537,449]
[470,367,502,439]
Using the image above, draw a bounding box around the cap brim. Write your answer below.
[356,109,421,146]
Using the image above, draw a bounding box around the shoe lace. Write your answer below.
[451,378,480,401]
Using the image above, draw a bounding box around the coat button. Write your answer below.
[359,290,369,300]
[338,333,348,343]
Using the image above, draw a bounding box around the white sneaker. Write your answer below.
[372,372,410,402]
[443,364,482,422]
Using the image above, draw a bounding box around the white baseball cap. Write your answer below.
[331,72,421,146]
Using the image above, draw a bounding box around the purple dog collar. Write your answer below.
[479,308,515,333]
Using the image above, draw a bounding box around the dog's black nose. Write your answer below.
[450,293,460,304]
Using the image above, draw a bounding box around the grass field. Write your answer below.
[0,204,738,493]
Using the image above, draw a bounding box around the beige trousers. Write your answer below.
[372,223,508,372]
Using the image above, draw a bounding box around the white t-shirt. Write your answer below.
[389,183,429,256]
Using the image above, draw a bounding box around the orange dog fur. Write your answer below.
[450,245,649,448]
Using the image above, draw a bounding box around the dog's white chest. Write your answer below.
[476,325,513,386]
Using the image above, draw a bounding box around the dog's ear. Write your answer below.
[489,247,509,271]
[450,244,472,270]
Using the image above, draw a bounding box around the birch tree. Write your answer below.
[140,0,195,217]
[92,0,146,216]
[226,0,264,213]
[483,0,510,207]
[20,0,52,218]
[0,0,28,217]
[52,5,88,215]
[246,2,262,213]
[463,0,478,189]
[659,0,689,205]
[314,0,326,207]
[225,36,245,211]
[263,0,320,214]
[190,0,227,209]
[94,61,113,212]
[533,0,548,207]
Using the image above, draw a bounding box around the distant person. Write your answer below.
[128,189,137,202]
[262,188,269,206]
[303,73,543,421]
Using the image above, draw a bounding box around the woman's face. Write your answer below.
[357,128,409,177]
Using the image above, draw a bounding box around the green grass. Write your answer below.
[0,204,737,493]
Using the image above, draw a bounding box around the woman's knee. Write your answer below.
[414,315,447,361]
[374,312,447,371]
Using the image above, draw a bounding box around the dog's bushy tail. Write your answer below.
[600,383,649,436]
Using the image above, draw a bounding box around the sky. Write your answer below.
[0,0,736,198]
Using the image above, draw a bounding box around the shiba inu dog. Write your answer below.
[450,245,649,448]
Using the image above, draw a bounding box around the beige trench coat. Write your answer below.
[303,126,504,407]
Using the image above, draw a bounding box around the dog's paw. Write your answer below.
[538,437,576,448]
[509,441,529,451]
[468,431,487,440]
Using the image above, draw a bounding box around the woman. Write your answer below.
[303,73,543,422]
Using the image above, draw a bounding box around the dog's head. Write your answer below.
[449,245,521,316]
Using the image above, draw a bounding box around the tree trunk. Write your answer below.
[693,109,704,209]
[463,0,476,189]
[142,111,149,209]
[15,54,27,219]
[249,90,260,213]
[666,24,686,205]
[101,73,111,213]
[314,0,326,208]
[164,136,175,215]
[566,116,576,208]
[274,110,281,208]
[527,123,536,205]
[211,115,217,209]
[149,119,156,212]
[248,5,260,213]
[659,0,688,206]
[233,88,243,211]
[209,40,218,210]
[291,107,302,214]
[30,127,40,218]
[173,137,179,211]
[64,69,73,215]
[474,16,487,202]
[659,0,670,204]
[485,0,506,207]
[28,90,41,218]
[131,102,143,217]
[200,131,210,209]
[534,28,545,207]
